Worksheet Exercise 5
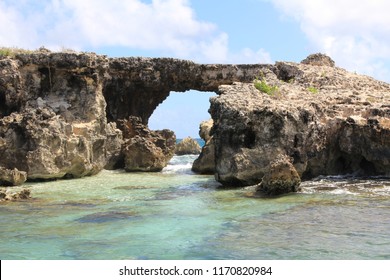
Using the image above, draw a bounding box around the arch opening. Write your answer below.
[148,90,216,140]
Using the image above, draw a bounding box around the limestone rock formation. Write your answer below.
[0,50,267,182]
[175,137,201,155]
[0,188,31,201]
[0,52,123,180]
[192,119,215,174]
[210,54,390,191]
[256,154,301,196]
[0,167,27,186]
[1,50,389,192]
[301,53,335,67]
[118,117,176,172]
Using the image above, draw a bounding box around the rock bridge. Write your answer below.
[104,57,271,124]
[0,51,272,182]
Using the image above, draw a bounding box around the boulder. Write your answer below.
[0,188,31,201]
[175,137,201,155]
[192,119,215,174]
[256,155,301,196]
[0,167,27,186]
[301,53,335,67]
[118,116,176,172]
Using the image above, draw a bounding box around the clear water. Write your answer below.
[1,155,389,260]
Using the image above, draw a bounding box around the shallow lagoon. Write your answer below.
[1,155,389,259]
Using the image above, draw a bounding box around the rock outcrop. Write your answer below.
[256,154,301,196]
[0,167,27,186]
[0,52,123,180]
[0,50,267,182]
[192,119,215,174]
[0,188,31,201]
[210,54,390,191]
[117,116,176,172]
[175,137,201,155]
[1,50,389,193]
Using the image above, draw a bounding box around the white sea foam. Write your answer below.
[161,155,199,175]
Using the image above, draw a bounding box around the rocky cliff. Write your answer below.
[0,52,122,181]
[1,50,389,192]
[210,54,390,191]
[0,50,265,183]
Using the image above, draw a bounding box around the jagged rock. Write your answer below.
[1,51,389,190]
[210,54,390,187]
[0,188,31,201]
[0,52,123,180]
[192,119,215,174]
[175,137,201,155]
[118,117,176,172]
[198,119,213,142]
[1,51,268,182]
[0,167,27,186]
[256,155,301,196]
[301,53,335,67]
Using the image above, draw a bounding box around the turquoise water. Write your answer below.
[0,155,389,260]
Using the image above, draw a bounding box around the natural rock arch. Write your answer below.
[103,57,270,124]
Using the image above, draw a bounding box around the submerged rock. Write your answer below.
[76,211,138,223]
[192,119,215,174]
[175,137,201,155]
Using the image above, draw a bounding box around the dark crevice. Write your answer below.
[0,90,7,117]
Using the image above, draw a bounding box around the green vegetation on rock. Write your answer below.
[254,77,279,95]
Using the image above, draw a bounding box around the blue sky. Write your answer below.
[1,0,390,138]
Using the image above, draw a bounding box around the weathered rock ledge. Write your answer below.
[210,54,390,193]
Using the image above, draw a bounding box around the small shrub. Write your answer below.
[254,78,279,95]
[307,86,318,94]
[0,47,33,57]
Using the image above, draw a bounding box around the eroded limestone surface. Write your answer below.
[210,54,390,191]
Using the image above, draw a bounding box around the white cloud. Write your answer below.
[0,0,220,59]
[0,0,271,64]
[271,0,390,81]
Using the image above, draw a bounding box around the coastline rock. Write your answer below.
[210,54,390,189]
[0,167,27,186]
[0,188,31,201]
[1,51,268,182]
[256,155,301,196]
[118,116,176,172]
[1,51,389,190]
[0,52,123,180]
[192,119,215,174]
[175,137,201,155]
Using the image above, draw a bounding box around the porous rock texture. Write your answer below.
[257,154,301,196]
[0,52,123,181]
[1,50,389,193]
[210,54,390,191]
[0,167,27,186]
[117,116,176,172]
[175,137,201,155]
[0,188,31,201]
[192,119,215,174]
